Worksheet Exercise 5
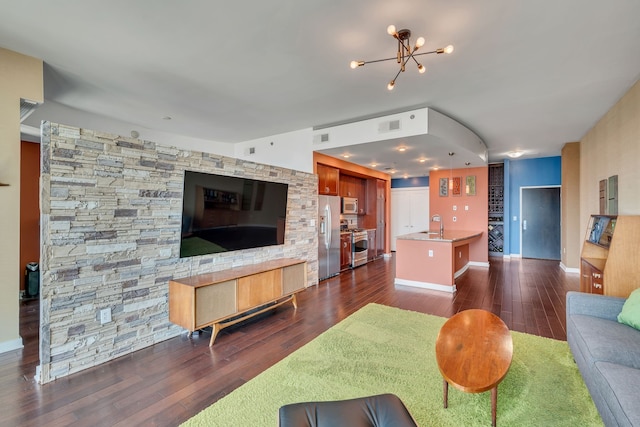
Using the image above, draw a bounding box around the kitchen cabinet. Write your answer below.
[317,164,339,195]
[376,179,385,257]
[340,175,367,214]
[367,229,376,261]
[340,233,352,271]
[579,215,640,297]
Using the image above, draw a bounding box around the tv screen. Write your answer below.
[180,170,289,257]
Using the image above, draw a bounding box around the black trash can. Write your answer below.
[25,262,39,298]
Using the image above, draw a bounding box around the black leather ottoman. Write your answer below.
[278,393,418,427]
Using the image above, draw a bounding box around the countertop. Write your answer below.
[397,230,483,243]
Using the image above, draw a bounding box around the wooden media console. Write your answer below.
[169,258,307,345]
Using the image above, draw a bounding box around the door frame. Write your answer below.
[518,185,561,257]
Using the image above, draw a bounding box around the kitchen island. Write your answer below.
[395,230,485,293]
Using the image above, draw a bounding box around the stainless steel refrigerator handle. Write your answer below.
[325,204,331,248]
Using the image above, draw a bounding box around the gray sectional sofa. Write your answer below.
[566,291,640,427]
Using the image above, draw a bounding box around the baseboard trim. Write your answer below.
[454,264,469,279]
[394,278,456,293]
[468,261,490,268]
[0,338,24,354]
[560,263,579,274]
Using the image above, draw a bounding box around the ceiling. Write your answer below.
[3,1,640,177]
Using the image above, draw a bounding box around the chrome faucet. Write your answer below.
[431,214,444,237]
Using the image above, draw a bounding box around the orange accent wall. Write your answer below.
[20,141,40,290]
[429,166,489,263]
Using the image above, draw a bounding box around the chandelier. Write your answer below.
[350,25,454,90]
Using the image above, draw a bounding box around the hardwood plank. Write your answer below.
[0,255,579,427]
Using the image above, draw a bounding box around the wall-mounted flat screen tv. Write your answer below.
[180,170,289,257]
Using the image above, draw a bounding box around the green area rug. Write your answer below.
[182,303,602,427]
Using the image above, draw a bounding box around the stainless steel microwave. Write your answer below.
[342,197,358,214]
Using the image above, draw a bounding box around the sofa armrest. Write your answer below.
[566,291,625,321]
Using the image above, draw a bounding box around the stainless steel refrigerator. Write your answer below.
[318,195,340,280]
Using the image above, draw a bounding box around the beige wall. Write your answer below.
[0,48,43,351]
[580,79,640,246]
[561,142,580,269]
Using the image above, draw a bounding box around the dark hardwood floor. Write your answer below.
[0,255,578,426]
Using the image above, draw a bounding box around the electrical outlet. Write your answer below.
[428,249,434,257]
[100,308,112,325]
[465,205,469,211]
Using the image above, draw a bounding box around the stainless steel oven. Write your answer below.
[351,229,368,268]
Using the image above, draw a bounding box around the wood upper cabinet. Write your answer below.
[340,175,367,214]
[317,164,339,195]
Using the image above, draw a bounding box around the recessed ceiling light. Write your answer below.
[432,167,440,170]
[371,163,378,168]
[342,154,350,158]
[507,150,524,158]
[398,146,407,152]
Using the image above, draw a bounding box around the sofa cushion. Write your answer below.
[570,314,640,369]
[591,361,640,427]
[618,288,640,330]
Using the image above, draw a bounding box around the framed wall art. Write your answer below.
[451,176,462,196]
[466,175,476,196]
[439,178,448,196]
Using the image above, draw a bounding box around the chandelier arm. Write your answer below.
[362,56,402,65]
[409,52,421,67]
[411,50,439,58]
[390,67,403,84]
[360,50,439,66]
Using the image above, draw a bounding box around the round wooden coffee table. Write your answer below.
[435,309,513,427]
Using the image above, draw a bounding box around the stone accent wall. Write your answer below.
[39,122,318,384]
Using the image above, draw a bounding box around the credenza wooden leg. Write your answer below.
[209,323,222,347]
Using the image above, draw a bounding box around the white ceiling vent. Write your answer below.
[20,98,40,122]
[312,133,330,145]
[378,119,401,133]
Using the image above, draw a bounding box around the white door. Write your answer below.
[390,187,430,251]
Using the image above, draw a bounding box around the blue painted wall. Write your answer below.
[389,157,561,256]
[391,176,430,188]
[506,156,561,255]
